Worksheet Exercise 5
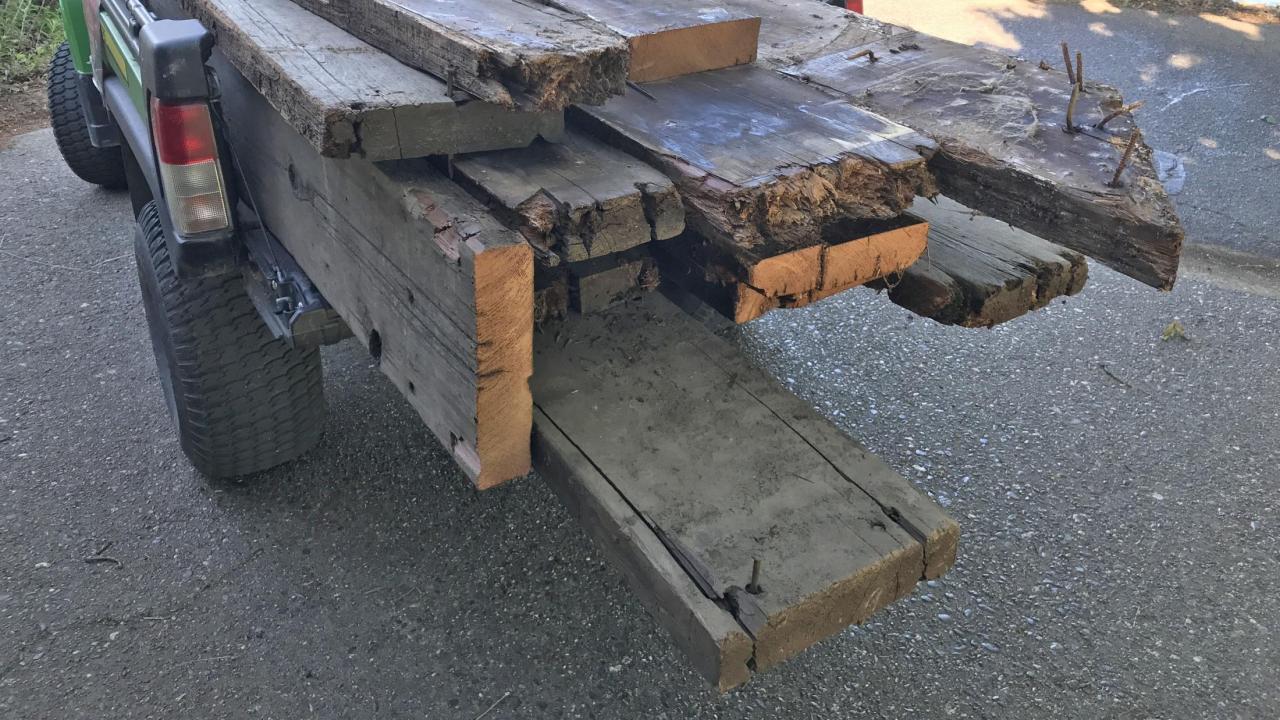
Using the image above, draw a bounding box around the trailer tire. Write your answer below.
[134,202,326,479]
[47,42,127,190]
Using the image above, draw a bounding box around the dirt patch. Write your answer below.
[1,81,49,148]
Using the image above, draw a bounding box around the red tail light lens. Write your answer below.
[151,98,231,235]
[152,100,218,165]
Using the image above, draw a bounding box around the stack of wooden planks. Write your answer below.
[187,0,1186,520]
[179,0,1184,689]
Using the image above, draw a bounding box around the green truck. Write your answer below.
[50,0,343,479]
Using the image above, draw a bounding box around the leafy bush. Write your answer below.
[1,0,64,87]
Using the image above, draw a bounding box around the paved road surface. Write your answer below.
[3,120,1278,718]
[865,0,1280,260]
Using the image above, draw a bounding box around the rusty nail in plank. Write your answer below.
[1061,42,1076,86]
[747,558,763,595]
[847,49,879,63]
[1076,51,1085,90]
[1108,130,1142,188]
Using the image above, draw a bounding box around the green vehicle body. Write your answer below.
[59,0,147,114]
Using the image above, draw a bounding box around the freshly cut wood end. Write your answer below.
[736,219,930,322]
[821,220,930,293]
[627,17,763,82]
[470,243,535,489]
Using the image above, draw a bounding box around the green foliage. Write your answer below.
[0,0,65,87]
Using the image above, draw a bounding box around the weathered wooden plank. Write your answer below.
[288,0,629,110]
[657,218,929,324]
[783,33,1182,289]
[534,0,761,82]
[451,132,684,265]
[532,409,754,692]
[533,291,958,676]
[572,64,937,269]
[729,0,1181,289]
[883,197,1088,328]
[678,298,960,582]
[719,0,884,66]
[174,0,563,160]
[719,0,1181,290]
[216,55,533,489]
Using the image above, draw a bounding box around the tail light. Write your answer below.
[151,98,231,235]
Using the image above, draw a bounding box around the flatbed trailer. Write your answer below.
[48,0,1178,691]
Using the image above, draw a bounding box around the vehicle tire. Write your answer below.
[47,41,127,189]
[134,202,326,478]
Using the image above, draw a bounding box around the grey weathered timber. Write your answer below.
[216,56,534,489]
[532,409,754,692]
[451,132,684,265]
[783,32,1183,290]
[532,291,959,684]
[724,0,1182,289]
[719,0,885,64]
[884,198,1089,328]
[287,0,628,110]
[533,0,761,82]
[572,64,937,268]
[175,0,563,160]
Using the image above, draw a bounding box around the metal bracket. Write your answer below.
[240,216,351,349]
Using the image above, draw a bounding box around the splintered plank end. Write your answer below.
[884,197,1090,328]
[574,64,936,261]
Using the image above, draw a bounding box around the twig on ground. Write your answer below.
[1098,363,1133,389]
[472,691,512,720]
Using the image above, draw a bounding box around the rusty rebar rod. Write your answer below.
[1064,83,1081,133]
[1108,130,1142,187]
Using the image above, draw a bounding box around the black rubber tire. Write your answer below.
[134,202,326,479]
[47,42,127,189]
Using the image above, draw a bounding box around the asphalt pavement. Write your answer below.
[2,10,1279,716]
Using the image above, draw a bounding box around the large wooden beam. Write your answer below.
[534,0,761,82]
[216,56,533,489]
[572,64,937,268]
[883,198,1088,328]
[175,0,563,160]
[287,0,629,110]
[533,290,958,689]
[451,131,684,265]
[784,34,1182,290]
[722,0,1184,290]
